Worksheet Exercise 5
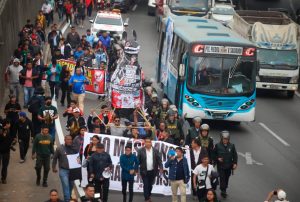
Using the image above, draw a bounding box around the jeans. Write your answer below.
[122,179,134,202]
[9,82,21,101]
[0,152,10,180]
[59,168,74,202]
[19,138,30,160]
[49,125,56,141]
[66,13,72,25]
[142,170,156,201]
[57,6,64,21]
[49,81,60,99]
[44,13,51,27]
[87,4,93,17]
[72,93,85,112]
[95,178,110,202]
[35,155,50,183]
[218,168,231,192]
[23,86,35,106]
[170,180,186,202]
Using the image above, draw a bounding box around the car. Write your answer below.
[89,10,128,40]
[210,0,236,25]
[148,0,156,15]
[112,0,133,12]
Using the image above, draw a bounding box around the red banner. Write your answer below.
[85,69,106,95]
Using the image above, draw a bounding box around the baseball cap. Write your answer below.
[73,108,81,113]
[277,190,287,200]
[13,58,20,63]
[19,112,27,118]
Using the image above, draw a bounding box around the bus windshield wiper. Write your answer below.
[227,56,241,87]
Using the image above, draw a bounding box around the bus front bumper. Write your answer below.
[182,103,255,122]
[256,82,298,91]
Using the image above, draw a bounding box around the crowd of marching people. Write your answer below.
[0,1,290,202]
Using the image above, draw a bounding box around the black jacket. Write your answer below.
[15,118,33,140]
[214,142,238,170]
[0,127,14,153]
[19,68,39,87]
[190,147,208,169]
[137,147,163,177]
[89,152,112,179]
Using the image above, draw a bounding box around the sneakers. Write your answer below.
[19,159,25,163]
[42,182,48,187]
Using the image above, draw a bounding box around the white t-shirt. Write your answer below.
[146,147,154,171]
[193,164,214,189]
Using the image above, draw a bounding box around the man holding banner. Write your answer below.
[137,137,163,202]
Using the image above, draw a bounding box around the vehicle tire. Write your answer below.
[287,91,295,98]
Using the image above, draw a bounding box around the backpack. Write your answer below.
[28,96,43,114]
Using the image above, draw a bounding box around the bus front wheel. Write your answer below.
[287,91,295,98]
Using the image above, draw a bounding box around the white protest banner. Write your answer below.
[81,133,191,195]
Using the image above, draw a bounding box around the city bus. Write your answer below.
[156,16,257,122]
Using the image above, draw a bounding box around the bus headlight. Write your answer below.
[185,95,201,108]
[290,76,299,84]
[238,99,255,110]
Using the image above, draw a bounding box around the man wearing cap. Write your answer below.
[66,107,86,139]
[6,58,23,101]
[38,96,58,141]
[166,110,184,146]
[52,135,78,202]
[145,92,160,120]
[213,131,238,198]
[264,189,289,202]
[165,147,190,202]
[32,125,54,187]
[185,117,201,146]
[19,60,39,108]
[15,112,33,163]
[89,143,113,202]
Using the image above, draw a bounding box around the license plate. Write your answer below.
[213,114,225,119]
[270,84,280,89]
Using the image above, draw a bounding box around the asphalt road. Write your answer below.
[57,1,300,201]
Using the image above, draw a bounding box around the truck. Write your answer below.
[229,10,300,97]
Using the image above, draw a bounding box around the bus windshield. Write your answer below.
[187,56,255,95]
[257,49,298,70]
[169,0,208,11]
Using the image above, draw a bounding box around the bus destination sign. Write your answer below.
[204,45,243,55]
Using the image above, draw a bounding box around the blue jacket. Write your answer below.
[120,153,139,180]
[69,74,89,94]
[74,50,84,60]
[165,156,190,184]
[99,35,111,49]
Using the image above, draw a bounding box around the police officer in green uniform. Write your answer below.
[166,110,184,146]
[155,98,169,127]
[213,131,238,198]
[185,117,201,146]
[197,124,214,162]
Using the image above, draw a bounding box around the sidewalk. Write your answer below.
[0,14,66,202]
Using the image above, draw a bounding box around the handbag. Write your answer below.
[198,165,209,190]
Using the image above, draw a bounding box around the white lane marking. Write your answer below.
[237,152,263,166]
[52,99,65,145]
[132,4,138,11]
[61,22,70,35]
[259,122,290,147]
[295,91,300,98]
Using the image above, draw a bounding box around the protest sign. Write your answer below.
[82,133,191,195]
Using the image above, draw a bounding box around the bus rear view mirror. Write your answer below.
[179,63,185,77]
